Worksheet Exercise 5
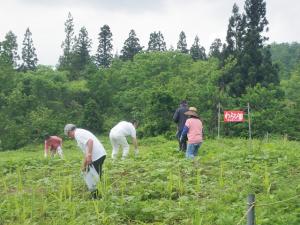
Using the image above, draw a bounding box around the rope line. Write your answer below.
[256,194,300,207]
[236,203,255,225]
[236,194,299,225]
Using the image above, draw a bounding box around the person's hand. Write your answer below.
[85,154,92,165]
[179,136,183,143]
[82,160,90,171]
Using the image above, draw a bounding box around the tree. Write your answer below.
[120,29,143,61]
[241,0,270,84]
[58,12,75,71]
[190,35,206,61]
[223,4,245,58]
[82,98,104,132]
[209,38,222,59]
[238,0,278,93]
[95,24,113,68]
[281,65,300,138]
[20,28,38,71]
[169,45,175,51]
[0,31,19,68]
[143,89,175,136]
[177,31,188,53]
[270,42,300,80]
[260,46,279,86]
[147,31,166,52]
[220,0,279,96]
[72,27,92,75]
[220,4,245,89]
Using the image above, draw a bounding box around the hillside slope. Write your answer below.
[0,137,299,225]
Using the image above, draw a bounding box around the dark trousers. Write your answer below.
[176,129,187,151]
[92,155,106,179]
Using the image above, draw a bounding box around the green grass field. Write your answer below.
[0,136,299,225]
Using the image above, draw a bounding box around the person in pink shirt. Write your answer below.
[180,107,203,159]
[44,134,63,158]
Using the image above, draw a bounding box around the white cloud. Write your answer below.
[14,0,167,12]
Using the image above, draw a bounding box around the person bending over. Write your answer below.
[109,121,138,160]
[44,134,63,158]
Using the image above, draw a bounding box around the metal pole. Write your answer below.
[217,102,220,139]
[247,103,252,151]
[247,103,252,140]
[247,194,255,225]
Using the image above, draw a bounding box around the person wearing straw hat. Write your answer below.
[180,107,203,159]
[64,124,106,177]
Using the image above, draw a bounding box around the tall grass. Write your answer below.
[0,137,299,224]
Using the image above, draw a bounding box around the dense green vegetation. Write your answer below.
[0,137,299,224]
[0,50,299,150]
[0,0,299,150]
[270,42,300,80]
[0,0,299,223]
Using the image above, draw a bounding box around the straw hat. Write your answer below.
[184,107,199,118]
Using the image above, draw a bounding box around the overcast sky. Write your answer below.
[0,0,299,66]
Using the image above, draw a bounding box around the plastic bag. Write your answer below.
[81,164,99,191]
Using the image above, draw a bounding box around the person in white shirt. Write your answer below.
[109,121,138,160]
[64,124,106,177]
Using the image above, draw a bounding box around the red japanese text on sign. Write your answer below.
[224,111,244,122]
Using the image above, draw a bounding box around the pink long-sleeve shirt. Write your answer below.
[185,118,203,144]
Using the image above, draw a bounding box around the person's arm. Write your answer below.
[132,137,139,155]
[180,125,189,141]
[132,137,138,149]
[82,139,93,170]
[44,141,49,157]
[130,124,139,154]
[58,137,63,147]
[173,109,179,123]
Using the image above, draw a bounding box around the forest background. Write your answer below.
[0,0,299,150]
